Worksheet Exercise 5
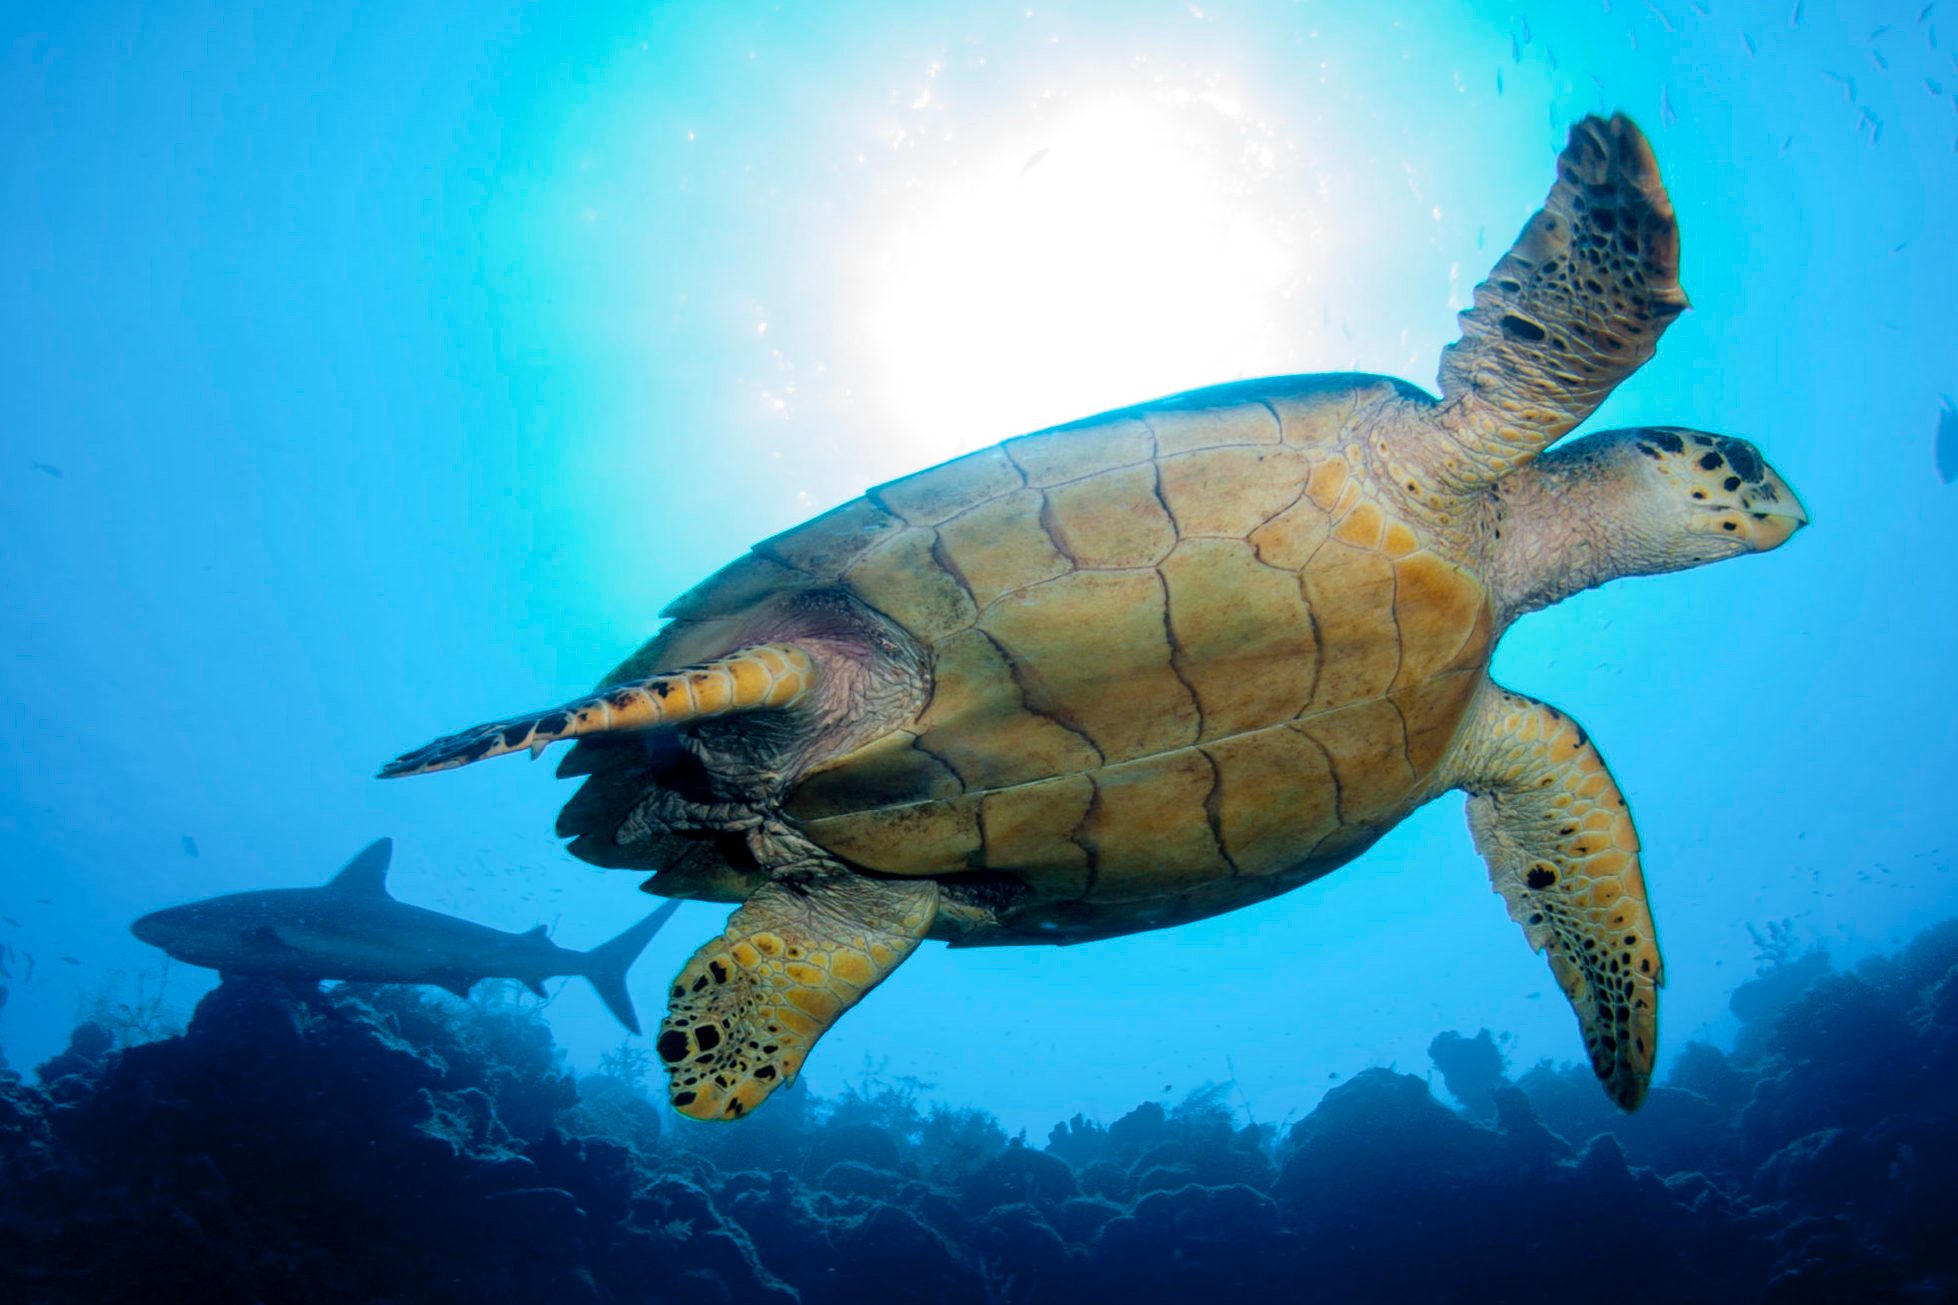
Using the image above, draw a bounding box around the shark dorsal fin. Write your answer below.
[522,924,549,940]
[326,838,394,897]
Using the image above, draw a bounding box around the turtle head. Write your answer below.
[1604,426,1808,558]
[1487,426,1806,621]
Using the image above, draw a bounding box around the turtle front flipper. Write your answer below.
[378,642,817,777]
[657,876,938,1120]
[1450,684,1664,1110]
[1428,114,1690,492]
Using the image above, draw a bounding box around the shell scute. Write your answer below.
[869,445,1023,526]
[1078,749,1233,898]
[934,488,1072,609]
[755,497,905,578]
[802,792,980,875]
[1293,698,1419,829]
[791,729,963,821]
[1156,445,1312,538]
[844,527,977,641]
[1390,551,1491,690]
[979,569,1197,764]
[1159,538,1318,740]
[1041,464,1177,568]
[1203,726,1341,878]
[1005,416,1153,486]
[914,629,1102,790]
[1145,402,1281,455]
[1297,539,1400,708]
[977,774,1095,894]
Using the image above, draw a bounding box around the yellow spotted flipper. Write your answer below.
[1454,685,1664,1110]
[656,876,939,1121]
[378,642,817,777]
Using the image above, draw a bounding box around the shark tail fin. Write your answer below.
[581,899,684,1035]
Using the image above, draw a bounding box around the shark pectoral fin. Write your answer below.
[657,877,938,1122]
[378,643,820,778]
[1461,689,1663,1111]
[432,975,477,999]
[522,978,549,998]
[246,926,303,952]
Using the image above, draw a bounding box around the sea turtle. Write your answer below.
[383,115,1805,1121]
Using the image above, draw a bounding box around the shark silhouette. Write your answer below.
[130,838,680,1033]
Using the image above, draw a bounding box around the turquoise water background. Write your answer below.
[4,0,1954,1135]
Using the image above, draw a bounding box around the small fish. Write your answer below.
[1743,31,1758,56]
[1661,86,1677,124]
[1780,134,1795,154]
[1931,78,1946,94]
[1894,239,1912,253]
[31,462,61,478]
[1,916,18,927]
[1937,395,1958,484]
[1647,1,1676,33]
[181,834,199,857]
[1791,0,1803,25]
[1924,3,1938,22]
[1496,69,1505,95]
[1692,0,1711,14]
[1861,108,1884,142]
[1871,23,1892,38]
[1476,223,1486,249]
[1520,17,1532,42]
[1512,33,1522,62]
[60,955,79,966]
[1872,48,1889,69]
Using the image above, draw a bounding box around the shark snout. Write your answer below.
[130,911,173,947]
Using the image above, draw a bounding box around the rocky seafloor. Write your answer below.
[3,921,1956,1304]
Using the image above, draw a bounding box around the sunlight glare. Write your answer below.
[868,90,1321,461]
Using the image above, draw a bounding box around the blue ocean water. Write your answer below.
[3,1,1957,1298]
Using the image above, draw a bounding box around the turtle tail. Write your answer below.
[378,642,818,778]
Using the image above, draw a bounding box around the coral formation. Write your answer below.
[3,924,1956,1302]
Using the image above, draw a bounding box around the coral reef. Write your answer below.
[2,924,1956,1303]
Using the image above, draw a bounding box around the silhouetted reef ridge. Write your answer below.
[4,921,1957,1303]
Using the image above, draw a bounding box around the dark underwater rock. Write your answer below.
[4,923,1958,1302]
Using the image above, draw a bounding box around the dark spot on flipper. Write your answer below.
[1499,313,1548,342]
[691,974,709,993]
[1526,867,1558,890]
[708,960,729,984]
[754,1064,777,1080]
[1722,521,1738,531]
[672,1090,697,1107]
[1723,476,1741,491]
[656,1030,690,1063]
[1699,452,1724,470]
[1644,429,1685,453]
[724,1098,745,1119]
[694,1024,721,1052]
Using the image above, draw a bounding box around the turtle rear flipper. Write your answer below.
[378,642,817,777]
[657,876,939,1120]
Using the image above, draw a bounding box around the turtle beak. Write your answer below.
[1741,466,1807,552]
